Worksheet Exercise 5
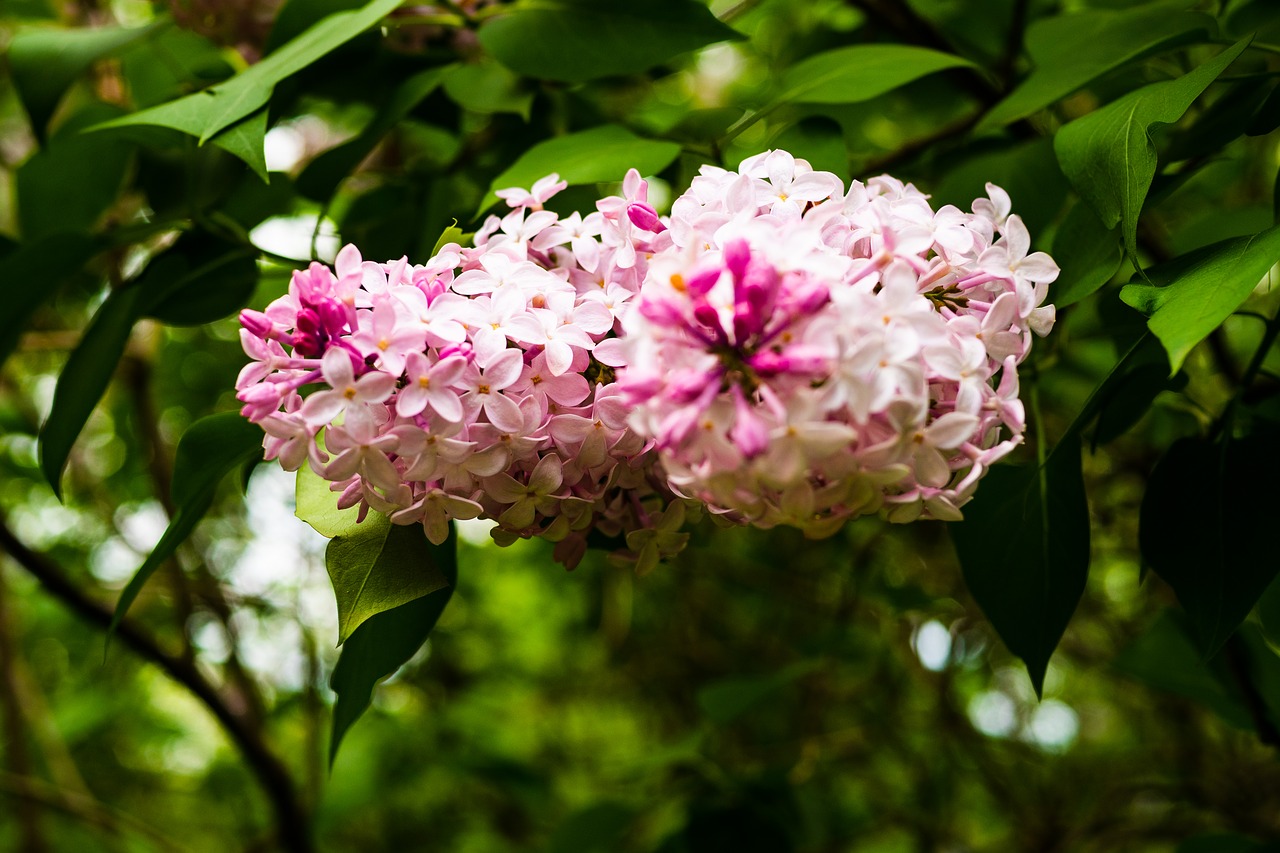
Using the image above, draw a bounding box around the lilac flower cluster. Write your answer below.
[616,150,1057,531]
[236,173,683,570]
[236,149,1057,565]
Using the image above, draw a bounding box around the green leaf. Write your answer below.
[296,458,363,538]
[329,528,456,764]
[326,515,449,644]
[9,19,165,139]
[477,0,741,83]
[296,66,450,202]
[932,137,1069,238]
[110,413,264,634]
[950,335,1161,692]
[547,803,638,853]
[477,124,681,217]
[1259,574,1280,647]
[1119,223,1280,374]
[0,234,96,368]
[431,221,465,256]
[979,4,1215,130]
[777,45,975,106]
[1051,201,1124,308]
[208,108,270,183]
[1053,39,1248,264]
[442,60,533,119]
[93,0,403,143]
[950,435,1089,696]
[17,103,134,239]
[38,285,146,497]
[1139,434,1280,656]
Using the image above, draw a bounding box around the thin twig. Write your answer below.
[0,516,314,853]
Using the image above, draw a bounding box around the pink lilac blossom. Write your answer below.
[237,150,1057,567]
[614,150,1057,533]
[236,173,686,570]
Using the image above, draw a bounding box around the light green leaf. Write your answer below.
[1053,39,1248,264]
[980,4,1215,130]
[477,0,742,83]
[93,0,403,143]
[443,60,534,119]
[329,528,456,764]
[1051,200,1124,307]
[109,413,265,636]
[296,458,363,539]
[326,514,449,644]
[296,66,450,202]
[208,108,270,183]
[778,44,975,105]
[431,221,465,256]
[9,19,166,138]
[1119,223,1280,373]
[477,124,681,217]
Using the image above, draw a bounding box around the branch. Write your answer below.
[0,515,314,853]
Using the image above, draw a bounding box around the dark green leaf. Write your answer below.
[980,4,1215,129]
[9,19,164,138]
[296,66,450,202]
[94,0,403,143]
[137,232,260,326]
[1120,223,1280,374]
[326,515,449,644]
[0,234,96,368]
[477,0,741,83]
[1259,574,1280,647]
[768,118,847,177]
[1177,834,1280,853]
[38,286,146,497]
[1114,609,1252,729]
[330,528,457,764]
[442,61,533,119]
[951,436,1089,696]
[477,124,681,217]
[17,103,133,239]
[208,108,270,183]
[1139,434,1280,655]
[932,137,1069,238]
[110,413,265,634]
[1051,201,1123,308]
[1053,39,1248,264]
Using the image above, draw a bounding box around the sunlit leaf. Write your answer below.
[1053,39,1248,263]
[326,514,449,644]
[980,4,1215,129]
[1120,223,1280,374]
[109,413,264,636]
[329,528,457,764]
[478,0,741,83]
[777,45,975,105]
[477,125,681,217]
[93,0,403,143]
[208,107,270,183]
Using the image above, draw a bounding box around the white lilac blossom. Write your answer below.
[237,149,1057,567]
[614,150,1058,532]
